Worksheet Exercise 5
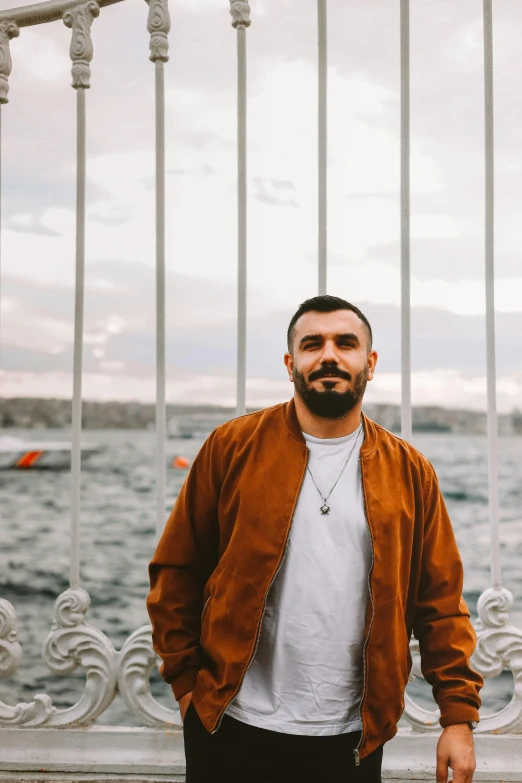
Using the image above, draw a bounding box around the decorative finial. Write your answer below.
[63,1,100,89]
[0,20,19,104]
[229,0,251,30]
[145,0,171,63]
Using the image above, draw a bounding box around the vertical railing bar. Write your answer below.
[317,0,327,295]
[63,2,99,588]
[231,3,250,418]
[70,86,86,589]
[400,0,412,443]
[0,21,18,374]
[145,0,170,538]
[483,0,501,591]
[155,57,166,538]
[236,28,247,418]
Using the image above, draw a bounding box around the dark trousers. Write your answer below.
[183,701,383,782]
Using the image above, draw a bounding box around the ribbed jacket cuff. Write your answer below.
[438,698,480,728]
[169,667,200,702]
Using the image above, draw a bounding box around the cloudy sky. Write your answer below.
[1,0,521,411]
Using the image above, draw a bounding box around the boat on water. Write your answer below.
[0,435,100,470]
[167,417,214,439]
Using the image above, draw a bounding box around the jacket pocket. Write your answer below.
[197,565,261,681]
[200,595,212,645]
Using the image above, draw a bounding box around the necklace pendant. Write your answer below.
[320,503,330,515]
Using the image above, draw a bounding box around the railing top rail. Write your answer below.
[0,0,125,27]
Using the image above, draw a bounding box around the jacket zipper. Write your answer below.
[353,456,375,767]
[210,448,310,734]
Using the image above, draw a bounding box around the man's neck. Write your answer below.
[293,394,363,439]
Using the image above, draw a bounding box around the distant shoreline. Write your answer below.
[1,397,521,436]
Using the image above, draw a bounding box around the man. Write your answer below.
[147,294,483,783]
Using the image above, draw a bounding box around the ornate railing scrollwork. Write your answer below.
[0,20,19,104]
[0,0,126,98]
[0,598,22,677]
[0,598,54,726]
[403,586,522,733]
[0,592,180,728]
[42,587,118,726]
[470,587,522,732]
[2,584,522,730]
[63,0,100,89]
[229,0,250,30]
[118,624,180,727]
[0,588,117,727]
[145,0,170,64]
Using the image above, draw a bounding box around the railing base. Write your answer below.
[0,727,521,782]
[0,727,185,779]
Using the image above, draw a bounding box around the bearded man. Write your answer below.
[147,294,483,783]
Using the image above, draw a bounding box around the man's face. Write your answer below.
[284,310,378,419]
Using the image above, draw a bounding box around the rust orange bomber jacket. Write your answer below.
[147,399,483,762]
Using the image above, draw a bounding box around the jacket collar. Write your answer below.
[282,396,377,457]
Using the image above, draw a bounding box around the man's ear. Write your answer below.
[367,350,378,381]
[284,352,294,382]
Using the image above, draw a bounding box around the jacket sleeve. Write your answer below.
[146,426,222,701]
[412,461,484,728]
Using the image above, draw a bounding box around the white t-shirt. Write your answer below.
[225,421,372,735]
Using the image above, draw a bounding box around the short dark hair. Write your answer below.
[287,295,373,354]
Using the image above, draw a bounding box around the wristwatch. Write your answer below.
[467,720,478,731]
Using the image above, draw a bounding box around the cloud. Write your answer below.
[2,263,522,382]
[252,176,299,207]
[6,215,62,237]
[345,192,397,202]
[0,0,521,412]
[167,163,215,177]
[253,177,296,192]
[365,238,522,284]
[90,206,133,227]
[172,127,236,152]
[2,0,520,301]
[254,192,299,208]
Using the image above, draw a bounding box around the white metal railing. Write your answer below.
[317,0,327,296]
[231,0,250,418]
[483,0,502,595]
[149,0,170,537]
[400,0,412,443]
[0,1,521,780]
[67,0,99,589]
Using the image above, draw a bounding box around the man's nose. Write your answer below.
[319,342,340,361]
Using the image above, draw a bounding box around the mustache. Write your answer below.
[309,368,351,382]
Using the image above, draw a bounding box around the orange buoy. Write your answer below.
[172,455,190,469]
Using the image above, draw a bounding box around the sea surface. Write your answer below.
[1,426,521,726]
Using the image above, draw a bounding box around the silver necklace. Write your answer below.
[306,425,363,515]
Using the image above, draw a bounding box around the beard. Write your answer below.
[292,363,369,419]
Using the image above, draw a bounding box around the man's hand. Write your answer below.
[436,723,476,783]
[178,690,193,724]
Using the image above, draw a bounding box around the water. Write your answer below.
[1,426,521,725]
